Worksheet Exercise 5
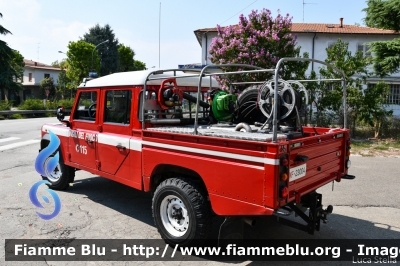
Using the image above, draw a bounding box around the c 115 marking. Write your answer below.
[75,144,87,154]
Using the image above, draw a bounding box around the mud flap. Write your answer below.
[218,216,244,246]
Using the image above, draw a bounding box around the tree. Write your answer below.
[82,24,119,76]
[57,68,69,99]
[0,12,11,35]
[363,0,400,76]
[51,59,73,98]
[66,40,100,90]
[317,39,371,133]
[40,77,56,99]
[363,0,400,31]
[0,13,25,101]
[118,44,135,72]
[134,60,146,70]
[11,49,24,82]
[54,59,71,99]
[208,9,309,90]
[369,38,400,77]
[51,60,62,68]
[359,82,392,138]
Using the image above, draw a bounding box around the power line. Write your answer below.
[219,0,258,26]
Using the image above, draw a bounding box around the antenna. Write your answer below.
[37,43,40,61]
[159,2,161,69]
[303,0,317,23]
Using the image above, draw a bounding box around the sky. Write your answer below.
[0,0,369,69]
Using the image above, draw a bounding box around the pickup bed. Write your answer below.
[39,59,354,246]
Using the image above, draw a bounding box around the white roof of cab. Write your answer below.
[79,69,220,88]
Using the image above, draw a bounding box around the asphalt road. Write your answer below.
[0,117,399,266]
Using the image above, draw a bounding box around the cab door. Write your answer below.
[97,89,132,176]
[69,90,99,170]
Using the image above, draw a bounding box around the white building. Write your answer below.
[1,59,61,104]
[21,59,61,101]
[194,19,400,116]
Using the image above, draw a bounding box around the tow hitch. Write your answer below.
[274,191,333,235]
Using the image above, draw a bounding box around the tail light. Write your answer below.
[279,154,289,199]
[280,186,288,198]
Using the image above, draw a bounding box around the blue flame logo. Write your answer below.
[35,131,60,178]
[29,180,61,220]
[30,131,62,220]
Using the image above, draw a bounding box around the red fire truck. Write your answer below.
[39,58,354,246]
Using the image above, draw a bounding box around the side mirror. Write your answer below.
[57,106,65,121]
[57,106,71,127]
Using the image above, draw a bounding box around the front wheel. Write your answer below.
[152,177,212,246]
[42,153,75,190]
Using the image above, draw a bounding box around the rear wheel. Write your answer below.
[152,177,212,246]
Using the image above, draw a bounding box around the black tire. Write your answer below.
[234,86,266,125]
[42,151,75,190]
[152,177,212,246]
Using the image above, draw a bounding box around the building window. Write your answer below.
[386,84,400,105]
[23,89,32,99]
[44,74,50,78]
[357,44,371,57]
[371,83,400,105]
[327,42,336,49]
[29,73,32,82]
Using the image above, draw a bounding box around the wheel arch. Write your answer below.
[40,135,68,163]
[149,164,207,195]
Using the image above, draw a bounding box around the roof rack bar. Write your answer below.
[142,67,219,130]
[231,78,343,85]
[204,69,275,76]
[147,74,202,81]
[272,58,346,142]
[287,78,343,82]
[195,63,266,134]
[231,81,265,85]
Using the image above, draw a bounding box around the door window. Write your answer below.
[73,91,98,121]
[104,90,132,124]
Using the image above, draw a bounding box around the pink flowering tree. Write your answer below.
[209,9,309,90]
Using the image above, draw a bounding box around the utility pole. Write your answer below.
[159,2,161,69]
[91,40,109,76]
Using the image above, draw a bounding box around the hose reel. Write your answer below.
[257,79,304,122]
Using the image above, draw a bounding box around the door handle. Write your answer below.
[116,144,126,150]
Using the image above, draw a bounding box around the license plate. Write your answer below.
[289,164,307,182]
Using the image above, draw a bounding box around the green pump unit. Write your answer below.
[211,90,237,122]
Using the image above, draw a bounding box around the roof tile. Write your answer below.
[195,23,400,35]
[24,59,61,71]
